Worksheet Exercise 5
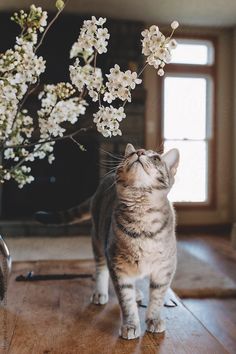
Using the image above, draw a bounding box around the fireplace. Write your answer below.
[0,12,146,235]
[2,132,100,219]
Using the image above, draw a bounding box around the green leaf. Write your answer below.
[55,0,65,11]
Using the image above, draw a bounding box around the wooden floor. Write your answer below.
[0,257,228,354]
[179,234,236,354]
[0,234,235,354]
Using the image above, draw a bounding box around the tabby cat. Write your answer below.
[36,143,179,340]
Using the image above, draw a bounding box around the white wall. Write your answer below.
[1,0,236,27]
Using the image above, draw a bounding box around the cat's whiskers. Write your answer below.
[104,178,117,192]
[99,159,124,169]
[102,169,118,179]
[99,148,124,161]
[101,161,126,181]
[101,163,125,179]
[99,160,122,167]
[99,163,119,170]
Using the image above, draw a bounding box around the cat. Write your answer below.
[35,143,179,340]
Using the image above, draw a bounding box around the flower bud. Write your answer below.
[55,0,65,11]
[171,21,179,30]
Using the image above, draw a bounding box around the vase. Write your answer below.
[0,235,11,302]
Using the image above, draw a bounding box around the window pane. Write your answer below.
[171,42,212,65]
[164,77,207,140]
[164,140,208,202]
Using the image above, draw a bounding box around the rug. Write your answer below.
[172,247,236,298]
[5,236,236,298]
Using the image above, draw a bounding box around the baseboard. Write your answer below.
[0,220,232,237]
[177,223,232,235]
[0,220,91,237]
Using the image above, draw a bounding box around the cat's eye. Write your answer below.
[152,155,161,162]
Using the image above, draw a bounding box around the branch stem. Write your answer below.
[2,127,91,151]
[137,61,149,78]
[122,62,149,108]
[35,1,68,52]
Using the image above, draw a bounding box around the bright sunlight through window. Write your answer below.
[164,77,208,202]
[163,40,214,203]
[171,40,214,65]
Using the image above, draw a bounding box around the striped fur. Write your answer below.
[91,144,179,339]
[35,198,91,225]
[36,143,179,339]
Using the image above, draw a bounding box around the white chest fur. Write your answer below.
[134,235,176,278]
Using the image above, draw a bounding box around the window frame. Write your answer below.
[156,35,218,210]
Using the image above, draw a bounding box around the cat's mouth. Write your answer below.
[136,159,144,167]
[128,156,147,172]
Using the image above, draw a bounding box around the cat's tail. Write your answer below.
[34,197,92,225]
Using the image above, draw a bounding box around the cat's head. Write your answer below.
[116,143,179,193]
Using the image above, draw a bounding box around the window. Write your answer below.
[171,39,214,65]
[161,38,216,204]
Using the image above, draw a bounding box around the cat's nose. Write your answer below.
[137,149,145,157]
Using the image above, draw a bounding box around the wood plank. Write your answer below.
[2,260,228,354]
[0,262,32,353]
[178,233,236,354]
[183,298,236,354]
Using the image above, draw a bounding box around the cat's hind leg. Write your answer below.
[91,260,109,305]
[90,235,109,305]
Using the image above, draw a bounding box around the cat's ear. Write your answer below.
[162,149,179,176]
[125,143,135,157]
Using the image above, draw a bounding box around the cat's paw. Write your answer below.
[120,323,141,340]
[146,318,166,333]
[91,292,108,305]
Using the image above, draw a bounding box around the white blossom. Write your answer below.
[157,68,164,76]
[48,154,55,164]
[0,37,46,141]
[4,173,11,180]
[70,59,103,101]
[38,84,88,138]
[169,39,178,49]
[93,106,126,137]
[70,16,109,60]
[4,148,15,160]
[141,23,178,75]
[104,64,142,103]
[103,91,115,104]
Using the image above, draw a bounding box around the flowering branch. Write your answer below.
[0,4,179,187]
[5,80,39,141]
[3,127,90,150]
[35,0,67,52]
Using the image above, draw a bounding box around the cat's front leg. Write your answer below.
[109,268,140,340]
[146,272,170,334]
